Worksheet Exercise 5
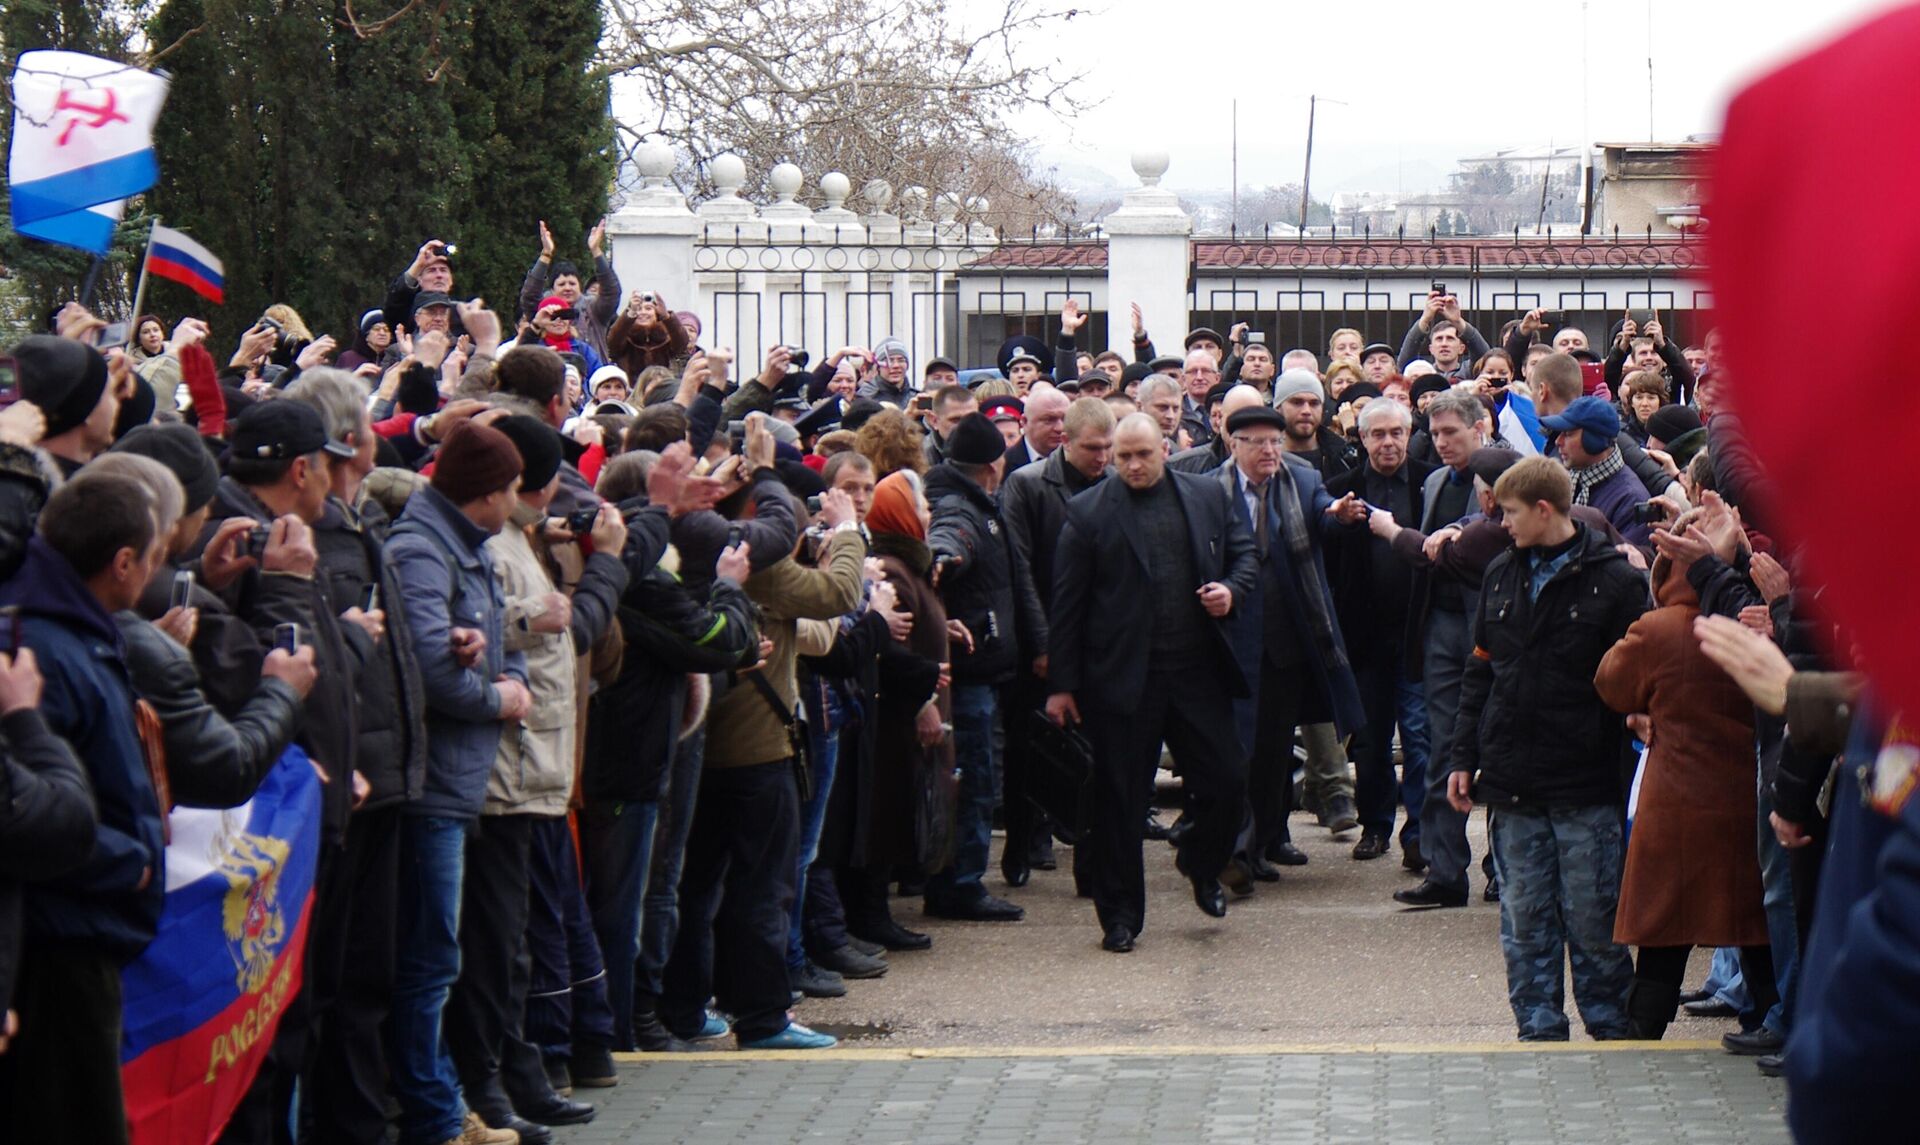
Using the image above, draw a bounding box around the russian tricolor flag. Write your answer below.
[7,51,170,255]
[148,224,225,304]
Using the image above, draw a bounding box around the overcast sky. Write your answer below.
[995,0,1905,194]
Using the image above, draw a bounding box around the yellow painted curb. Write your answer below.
[612,1040,1725,1064]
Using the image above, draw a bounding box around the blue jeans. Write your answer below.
[788,691,843,969]
[389,815,469,1144]
[1756,778,1798,1036]
[926,683,997,908]
[1703,945,1749,1010]
[1419,608,1473,891]
[1489,803,1633,1040]
[638,725,704,1004]
[580,800,660,1050]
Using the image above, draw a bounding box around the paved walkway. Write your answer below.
[564,1047,1789,1144]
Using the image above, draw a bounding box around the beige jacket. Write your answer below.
[483,503,577,815]
[705,528,866,769]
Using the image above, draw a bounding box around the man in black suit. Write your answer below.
[1045,414,1258,953]
[1326,398,1438,864]
[1214,406,1369,888]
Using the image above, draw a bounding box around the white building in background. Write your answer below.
[608,147,1711,373]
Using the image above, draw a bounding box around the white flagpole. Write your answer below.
[127,215,158,325]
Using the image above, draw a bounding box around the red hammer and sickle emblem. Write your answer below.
[53,88,130,147]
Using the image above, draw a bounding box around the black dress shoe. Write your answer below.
[1351,831,1391,860]
[1757,1053,1785,1078]
[852,919,932,951]
[1723,1027,1785,1056]
[1684,998,1738,1018]
[520,1096,597,1127]
[1393,880,1469,908]
[1401,839,1427,872]
[1244,854,1281,881]
[815,943,889,979]
[1483,879,1501,902]
[1143,813,1171,841]
[1001,860,1031,888]
[925,893,1025,921]
[1175,851,1228,917]
[1678,987,1713,1005]
[489,1112,552,1144]
[1102,924,1135,953]
[1165,813,1194,848]
[1191,876,1228,918]
[847,935,886,958]
[1267,841,1309,867]
[1219,858,1256,897]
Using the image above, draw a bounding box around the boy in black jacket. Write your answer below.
[1447,457,1649,1041]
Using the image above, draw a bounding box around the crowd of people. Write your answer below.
[0,221,1883,1145]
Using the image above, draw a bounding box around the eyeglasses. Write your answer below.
[1232,435,1284,451]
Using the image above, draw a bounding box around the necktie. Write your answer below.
[1254,481,1270,557]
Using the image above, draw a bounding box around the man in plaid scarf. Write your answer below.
[1540,396,1652,546]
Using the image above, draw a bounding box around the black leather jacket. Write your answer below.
[114,612,303,808]
[926,464,1046,685]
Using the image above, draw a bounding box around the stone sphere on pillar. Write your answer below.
[862,179,894,212]
[769,162,804,203]
[820,171,851,210]
[636,140,674,187]
[709,153,747,197]
[1131,149,1170,187]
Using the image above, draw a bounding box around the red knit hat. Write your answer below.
[431,422,522,504]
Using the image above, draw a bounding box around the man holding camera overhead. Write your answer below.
[384,239,468,340]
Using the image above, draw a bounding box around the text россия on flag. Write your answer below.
[8,50,169,255]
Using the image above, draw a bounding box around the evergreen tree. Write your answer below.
[450,0,614,317]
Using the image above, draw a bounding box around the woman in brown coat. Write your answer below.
[605,291,690,377]
[1594,544,1771,1040]
[840,469,952,952]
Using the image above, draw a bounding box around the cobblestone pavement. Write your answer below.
[560,1048,1789,1144]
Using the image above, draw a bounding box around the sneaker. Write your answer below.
[570,1043,617,1088]
[695,1009,732,1040]
[739,1021,838,1050]
[791,960,847,998]
[447,1111,519,1144]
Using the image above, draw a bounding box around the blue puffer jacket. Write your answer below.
[387,486,527,820]
[0,538,164,962]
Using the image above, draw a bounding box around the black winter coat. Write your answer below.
[311,494,429,810]
[583,568,758,805]
[0,708,96,1013]
[999,450,1106,621]
[1451,524,1650,806]
[925,464,1045,686]
[114,612,302,809]
[0,444,53,583]
[193,480,360,842]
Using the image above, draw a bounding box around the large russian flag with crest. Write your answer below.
[119,748,320,1145]
[8,50,169,254]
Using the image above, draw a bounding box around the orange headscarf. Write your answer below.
[866,470,924,541]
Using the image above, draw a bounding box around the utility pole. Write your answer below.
[1232,99,1239,233]
[1646,0,1656,140]
[1300,94,1316,233]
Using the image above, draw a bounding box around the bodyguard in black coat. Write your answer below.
[1047,413,1257,950]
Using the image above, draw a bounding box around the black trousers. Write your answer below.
[1244,662,1308,857]
[1637,943,1781,1026]
[447,815,536,1115]
[660,759,801,1042]
[1001,673,1048,872]
[1084,664,1247,936]
[0,942,128,1144]
[306,805,402,1145]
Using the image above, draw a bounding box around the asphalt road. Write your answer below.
[793,809,1739,1049]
